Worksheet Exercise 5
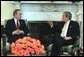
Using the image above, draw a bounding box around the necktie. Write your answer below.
[16,20,20,29]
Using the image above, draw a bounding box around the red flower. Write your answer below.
[11,36,46,56]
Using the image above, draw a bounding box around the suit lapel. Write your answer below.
[12,18,17,30]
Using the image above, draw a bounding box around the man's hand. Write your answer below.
[18,30,24,34]
[47,21,53,28]
[64,36,72,40]
[12,29,24,35]
[12,29,19,35]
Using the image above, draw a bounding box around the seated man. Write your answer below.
[5,9,29,44]
[49,11,80,56]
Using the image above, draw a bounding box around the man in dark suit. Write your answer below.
[49,11,80,56]
[5,9,29,44]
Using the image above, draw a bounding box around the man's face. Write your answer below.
[62,13,69,22]
[15,11,22,20]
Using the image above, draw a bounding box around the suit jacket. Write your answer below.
[5,18,29,43]
[52,20,80,44]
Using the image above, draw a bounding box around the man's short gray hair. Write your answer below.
[63,11,72,20]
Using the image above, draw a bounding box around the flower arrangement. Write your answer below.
[11,37,46,56]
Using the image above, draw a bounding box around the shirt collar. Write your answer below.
[65,20,70,24]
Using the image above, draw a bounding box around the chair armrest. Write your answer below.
[73,38,80,47]
[47,44,53,52]
[27,33,31,36]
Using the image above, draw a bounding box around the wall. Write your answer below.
[1,1,15,25]
[21,4,77,21]
[77,2,83,47]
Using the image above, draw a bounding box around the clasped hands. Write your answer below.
[64,36,72,40]
[12,29,24,35]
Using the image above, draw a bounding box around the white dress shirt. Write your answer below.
[12,18,24,35]
[60,20,70,37]
[14,18,20,27]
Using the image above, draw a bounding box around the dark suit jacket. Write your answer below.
[52,20,80,44]
[5,18,29,43]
